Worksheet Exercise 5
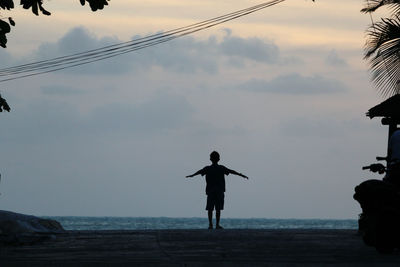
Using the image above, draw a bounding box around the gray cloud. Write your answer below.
[0,49,13,67]
[219,32,280,64]
[238,73,348,95]
[325,49,347,67]
[41,85,85,95]
[278,117,373,139]
[35,27,127,75]
[0,91,194,144]
[29,27,286,75]
[36,27,120,56]
[135,36,219,74]
[88,92,193,134]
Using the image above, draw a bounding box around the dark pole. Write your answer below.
[387,120,398,167]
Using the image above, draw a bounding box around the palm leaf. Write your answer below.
[361,0,400,15]
[365,16,400,97]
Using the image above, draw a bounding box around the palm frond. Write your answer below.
[361,0,400,15]
[365,15,400,97]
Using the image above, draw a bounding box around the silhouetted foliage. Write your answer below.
[20,0,51,16]
[0,0,110,48]
[80,0,109,11]
[362,0,400,97]
[0,17,12,48]
[0,94,10,112]
[0,0,110,112]
[364,16,400,97]
[0,0,14,10]
[362,0,400,15]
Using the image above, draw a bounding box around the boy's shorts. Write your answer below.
[206,192,224,211]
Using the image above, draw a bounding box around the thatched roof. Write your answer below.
[367,94,400,119]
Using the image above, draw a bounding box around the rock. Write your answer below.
[0,210,64,234]
[38,219,64,231]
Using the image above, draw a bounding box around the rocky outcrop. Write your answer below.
[0,210,64,234]
[0,210,64,245]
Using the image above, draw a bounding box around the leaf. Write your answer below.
[0,94,10,112]
[2,101,10,112]
[8,17,15,26]
[364,15,400,97]
[38,3,50,15]
[0,33,7,48]
[0,0,15,10]
[41,8,50,15]
[0,19,11,33]
[80,0,110,12]
[20,0,51,16]
[361,0,400,15]
[31,1,38,15]
[20,0,33,9]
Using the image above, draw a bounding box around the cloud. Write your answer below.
[0,91,194,144]
[36,27,120,56]
[131,30,284,73]
[88,92,194,134]
[0,49,13,67]
[238,73,348,95]
[325,49,347,67]
[135,35,220,74]
[278,116,371,139]
[219,32,280,64]
[27,27,287,76]
[34,27,126,75]
[41,85,85,95]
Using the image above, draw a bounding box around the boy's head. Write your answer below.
[210,151,220,164]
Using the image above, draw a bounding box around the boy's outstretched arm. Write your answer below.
[186,170,203,178]
[229,169,249,179]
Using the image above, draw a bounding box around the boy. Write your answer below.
[186,151,248,229]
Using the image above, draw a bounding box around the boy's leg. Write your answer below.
[215,193,224,229]
[206,193,216,229]
[208,210,213,229]
[216,210,222,229]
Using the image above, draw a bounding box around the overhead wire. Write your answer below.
[0,0,286,82]
[0,0,284,76]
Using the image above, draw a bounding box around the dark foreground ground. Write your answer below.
[1,229,400,266]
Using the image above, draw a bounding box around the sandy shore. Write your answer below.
[1,229,399,266]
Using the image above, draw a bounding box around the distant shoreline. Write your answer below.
[45,216,357,219]
[44,216,358,231]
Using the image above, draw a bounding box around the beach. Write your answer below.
[1,229,399,266]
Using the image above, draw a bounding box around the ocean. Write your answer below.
[48,217,358,231]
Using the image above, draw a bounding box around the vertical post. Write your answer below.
[387,121,398,167]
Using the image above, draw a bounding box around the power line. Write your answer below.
[0,0,285,82]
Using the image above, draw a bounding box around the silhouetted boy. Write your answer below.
[186,151,248,229]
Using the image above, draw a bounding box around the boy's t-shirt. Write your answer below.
[200,164,231,195]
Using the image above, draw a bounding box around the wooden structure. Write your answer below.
[367,94,400,163]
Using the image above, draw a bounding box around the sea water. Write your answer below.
[47,217,358,231]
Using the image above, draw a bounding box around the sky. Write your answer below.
[0,0,391,219]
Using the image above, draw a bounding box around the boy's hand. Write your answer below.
[186,175,193,178]
[241,174,249,179]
